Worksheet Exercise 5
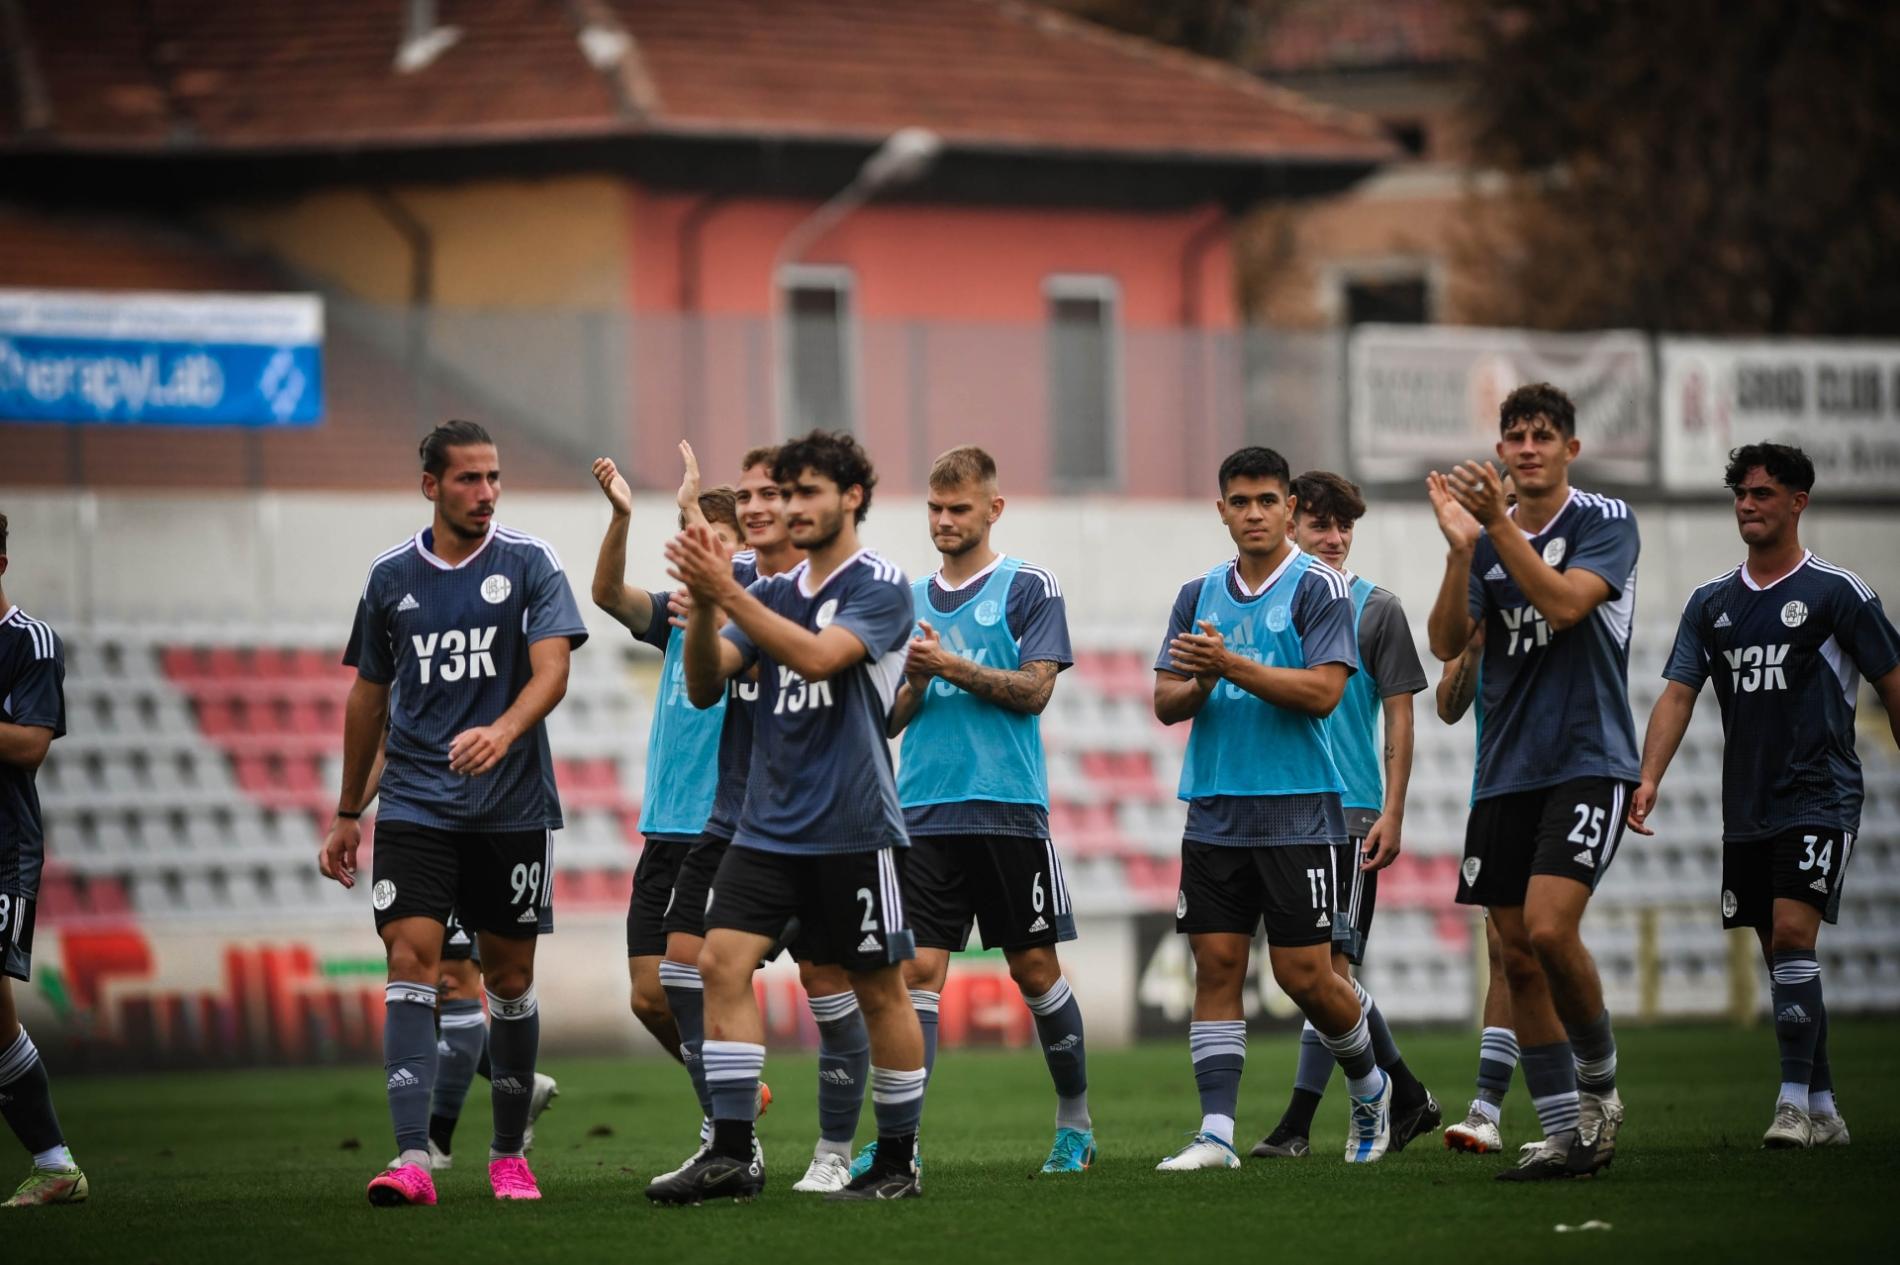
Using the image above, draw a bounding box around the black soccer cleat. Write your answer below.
[824,1163,922,1202]
[1250,1124,1311,1158]
[1388,1090,1443,1153]
[645,1150,765,1206]
[1495,1138,1574,1182]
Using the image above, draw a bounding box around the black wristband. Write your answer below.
[335,809,362,820]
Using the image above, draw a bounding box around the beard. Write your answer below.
[793,506,845,553]
[936,529,983,557]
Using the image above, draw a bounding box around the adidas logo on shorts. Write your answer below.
[1314,911,1330,928]
[398,592,420,612]
[1574,849,1596,868]
[1027,916,1049,933]
[1484,564,1507,581]
[857,934,881,954]
[517,907,538,923]
[1714,611,1732,628]
[1810,877,1828,893]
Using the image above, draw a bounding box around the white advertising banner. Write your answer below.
[1348,324,1654,483]
[1660,339,1900,494]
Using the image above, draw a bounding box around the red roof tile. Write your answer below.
[4,0,1388,161]
[1251,0,1467,75]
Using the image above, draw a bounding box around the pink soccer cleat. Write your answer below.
[367,1162,437,1207]
[489,1156,542,1201]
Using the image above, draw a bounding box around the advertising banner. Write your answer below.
[1660,338,1900,494]
[0,288,323,426]
[1348,324,1654,483]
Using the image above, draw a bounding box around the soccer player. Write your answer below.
[320,420,588,1206]
[1254,471,1439,1159]
[1153,446,1393,1171]
[1434,631,1521,1155]
[649,430,927,1204]
[0,510,87,1207]
[1627,443,1900,1149]
[1426,382,1636,1180]
[882,445,1093,1176]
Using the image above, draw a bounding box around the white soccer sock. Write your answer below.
[1778,1082,1811,1113]
[815,1136,853,1161]
[1472,1097,1502,1125]
[32,1145,73,1170]
[1199,1113,1236,1147]
[1810,1089,1836,1117]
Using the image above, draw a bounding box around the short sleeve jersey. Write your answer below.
[344,524,589,832]
[902,556,1073,838]
[1154,551,1358,846]
[0,606,65,884]
[638,551,759,843]
[1466,488,1641,798]
[1330,579,1428,834]
[1663,553,1900,843]
[723,550,914,854]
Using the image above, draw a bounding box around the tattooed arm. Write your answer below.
[903,619,1060,716]
[1435,628,1484,724]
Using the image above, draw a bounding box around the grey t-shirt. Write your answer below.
[1343,584,1428,836]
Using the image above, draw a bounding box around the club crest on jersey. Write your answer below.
[481,574,513,604]
[1462,857,1481,886]
[974,599,1002,627]
[815,598,839,629]
[1781,600,1808,628]
[1721,889,1737,919]
[372,879,397,911]
[1542,537,1568,566]
[1265,605,1290,633]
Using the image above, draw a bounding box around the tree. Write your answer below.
[1456,0,1900,335]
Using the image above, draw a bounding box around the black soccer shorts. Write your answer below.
[900,834,1077,953]
[705,843,915,972]
[662,835,730,941]
[625,838,692,958]
[1175,840,1341,949]
[0,884,36,983]
[1456,778,1633,908]
[370,820,554,939]
[1331,836,1380,965]
[1721,828,1855,931]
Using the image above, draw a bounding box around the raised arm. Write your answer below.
[1426,471,1481,660]
[1625,680,1700,835]
[590,457,660,634]
[1447,460,1612,632]
[682,584,748,709]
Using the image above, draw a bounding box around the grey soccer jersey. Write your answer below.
[1664,553,1900,843]
[1466,488,1641,799]
[704,551,762,843]
[344,524,589,832]
[722,550,913,855]
[0,606,64,895]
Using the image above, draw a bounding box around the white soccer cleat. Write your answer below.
[1810,1110,1850,1147]
[1344,1070,1393,1163]
[386,1139,453,1172]
[1444,1103,1503,1154]
[1571,1089,1624,1174]
[791,1150,852,1192]
[522,1072,559,1152]
[1762,1101,1813,1149]
[1156,1132,1241,1171]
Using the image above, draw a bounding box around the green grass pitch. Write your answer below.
[10,1023,1893,1263]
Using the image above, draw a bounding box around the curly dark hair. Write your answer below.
[1499,382,1576,437]
[772,430,878,524]
[1290,471,1367,525]
[1725,442,1815,494]
[1217,446,1290,495]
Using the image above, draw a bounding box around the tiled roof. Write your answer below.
[1252,0,1466,75]
[1,0,1388,162]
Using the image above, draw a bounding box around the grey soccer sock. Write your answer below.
[1188,1020,1245,1144]
[428,999,487,1151]
[1518,1041,1581,1139]
[659,961,713,1118]
[1567,1007,1618,1095]
[383,981,440,1157]
[702,1039,765,1158]
[1475,1026,1519,1113]
[910,989,941,1082]
[1353,979,1425,1107]
[0,1027,66,1156]
[810,991,869,1145]
[1315,1010,1381,1097]
[486,985,539,1157]
[1293,1021,1336,1096]
[870,1065,927,1139]
[1023,977,1090,1131]
[1772,951,1823,1111]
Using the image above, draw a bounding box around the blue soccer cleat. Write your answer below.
[1040,1127,1096,1173]
[848,1137,922,1182]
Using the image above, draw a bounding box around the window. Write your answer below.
[1046,275,1120,489]
[779,266,857,433]
[1343,275,1430,325]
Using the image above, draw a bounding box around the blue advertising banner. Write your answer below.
[0,289,323,426]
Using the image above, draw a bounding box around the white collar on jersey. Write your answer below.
[796,548,866,599]
[933,553,1006,593]
[1507,486,1579,540]
[1229,548,1300,597]
[414,520,499,571]
[0,605,15,625]
[1738,549,1812,592]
